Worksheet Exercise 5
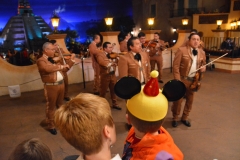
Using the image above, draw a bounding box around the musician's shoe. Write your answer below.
[172,121,178,127]
[64,97,71,101]
[112,105,122,110]
[158,80,164,83]
[49,128,57,135]
[181,120,191,127]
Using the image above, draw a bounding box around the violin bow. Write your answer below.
[57,45,66,65]
[193,52,228,73]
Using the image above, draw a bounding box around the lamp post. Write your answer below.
[216,20,223,30]
[237,19,240,30]
[105,17,113,31]
[147,18,154,30]
[182,17,188,30]
[51,12,60,33]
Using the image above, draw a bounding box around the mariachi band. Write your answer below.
[39,30,208,136]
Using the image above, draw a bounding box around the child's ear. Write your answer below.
[103,125,111,138]
[126,113,131,124]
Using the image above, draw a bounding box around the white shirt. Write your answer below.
[132,52,144,83]
[76,154,121,160]
[188,48,198,77]
[43,54,63,82]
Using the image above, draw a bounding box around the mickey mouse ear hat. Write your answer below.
[114,70,186,121]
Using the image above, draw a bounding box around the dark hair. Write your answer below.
[198,31,204,38]
[127,37,139,51]
[138,32,145,38]
[123,32,130,38]
[154,32,160,37]
[103,42,111,49]
[188,33,200,40]
[127,109,164,133]
[190,29,198,33]
[93,34,100,40]
[8,138,52,160]
[49,40,56,44]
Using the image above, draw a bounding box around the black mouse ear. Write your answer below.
[114,76,141,99]
[162,79,186,101]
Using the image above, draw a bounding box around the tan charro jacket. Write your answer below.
[118,51,150,82]
[120,40,128,52]
[88,42,103,69]
[37,54,74,83]
[148,39,165,57]
[96,51,118,75]
[173,46,206,80]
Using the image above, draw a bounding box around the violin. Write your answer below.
[190,61,204,92]
[190,71,203,92]
[119,51,128,55]
[63,53,72,60]
[143,40,158,48]
[108,52,118,59]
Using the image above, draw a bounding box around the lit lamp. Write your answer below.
[230,21,234,30]
[233,20,237,29]
[237,19,240,30]
[104,17,113,31]
[216,20,223,30]
[182,17,188,29]
[51,12,60,33]
[147,18,154,30]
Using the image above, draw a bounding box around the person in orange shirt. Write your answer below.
[114,70,185,160]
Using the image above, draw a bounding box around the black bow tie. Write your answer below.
[47,57,55,64]
[134,53,141,61]
[192,49,198,56]
[106,53,111,59]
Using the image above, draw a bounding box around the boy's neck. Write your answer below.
[134,128,159,139]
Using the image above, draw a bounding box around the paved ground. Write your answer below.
[0,69,240,160]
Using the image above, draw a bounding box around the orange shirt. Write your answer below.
[122,127,184,160]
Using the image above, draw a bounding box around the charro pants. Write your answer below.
[99,73,117,106]
[150,54,163,80]
[62,71,68,97]
[93,63,100,93]
[171,79,194,121]
[44,83,64,129]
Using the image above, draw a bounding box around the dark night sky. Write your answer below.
[0,0,133,29]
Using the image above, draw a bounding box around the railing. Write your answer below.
[170,7,205,18]
[202,37,240,58]
[202,37,240,50]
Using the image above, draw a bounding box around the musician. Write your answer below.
[119,32,131,52]
[36,42,75,135]
[88,34,102,95]
[149,32,167,83]
[50,40,72,101]
[181,29,204,49]
[138,32,155,59]
[220,37,234,50]
[171,33,206,128]
[96,42,121,110]
[118,37,150,84]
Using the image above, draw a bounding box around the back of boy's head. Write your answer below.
[54,93,114,155]
[8,138,52,160]
[127,71,168,133]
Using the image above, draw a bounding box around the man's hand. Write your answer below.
[71,53,76,60]
[63,64,70,69]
